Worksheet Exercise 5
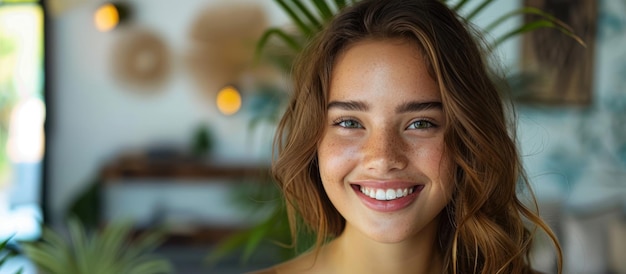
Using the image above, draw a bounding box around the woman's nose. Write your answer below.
[362,129,408,172]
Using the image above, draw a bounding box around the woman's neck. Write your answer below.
[323,221,444,274]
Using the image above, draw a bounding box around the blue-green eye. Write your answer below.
[407,120,435,129]
[336,119,363,128]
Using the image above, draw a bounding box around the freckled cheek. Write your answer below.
[415,142,451,177]
[425,145,454,189]
[318,138,360,181]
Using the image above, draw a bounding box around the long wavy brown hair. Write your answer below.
[272,0,562,273]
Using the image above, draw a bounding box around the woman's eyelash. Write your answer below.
[330,117,438,129]
[407,119,437,129]
[332,117,363,128]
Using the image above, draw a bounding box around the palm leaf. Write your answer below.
[452,0,471,11]
[0,237,10,250]
[123,228,168,261]
[256,28,302,60]
[257,0,344,64]
[291,0,322,31]
[0,237,22,274]
[206,198,285,265]
[22,219,172,274]
[312,0,333,21]
[38,227,78,272]
[97,220,134,268]
[127,259,173,274]
[205,228,255,265]
[207,180,283,263]
[68,218,91,273]
[491,19,583,48]
[0,256,9,268]
[0,237,15,266]
[21,244,70,274]
[276,0,314,37]
[485,7,586,47]
[40,227,74,269]
[240,209,283,262]
[334,0,347,9]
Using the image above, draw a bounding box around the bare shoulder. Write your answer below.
[249,251,321,274]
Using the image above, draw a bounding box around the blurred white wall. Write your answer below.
[47,0,288,224]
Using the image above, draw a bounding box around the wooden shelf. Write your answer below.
[100,154,271,183]
[99,153,273,244]
[134,226,245,245]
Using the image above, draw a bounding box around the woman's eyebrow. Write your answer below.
[327,100,441,112]
[327,100,369,111]
[395,101,442,113]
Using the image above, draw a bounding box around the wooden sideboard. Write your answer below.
[99,153,274,245]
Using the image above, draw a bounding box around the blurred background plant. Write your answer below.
[20,218,173,274]
[208,0,585,266]
[546,94,626,184]
[1,236,23,274]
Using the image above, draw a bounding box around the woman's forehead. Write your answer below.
[326,39,441,106]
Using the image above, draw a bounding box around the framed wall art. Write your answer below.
[520,0,597,105]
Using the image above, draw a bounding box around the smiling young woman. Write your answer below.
[319,39,452,247]
[260,0,562,273]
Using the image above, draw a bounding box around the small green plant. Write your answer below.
[21,218,173,274]
[206,182,316,265]
[1,236,23,274]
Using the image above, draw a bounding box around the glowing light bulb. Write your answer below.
[94,3,119,32]
[216,86,242,115]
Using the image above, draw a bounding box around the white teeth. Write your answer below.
[385,189,396,200]
[359,186,415,201]
[375,189,386,200]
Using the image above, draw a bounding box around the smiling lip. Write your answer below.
[351,184,424,212]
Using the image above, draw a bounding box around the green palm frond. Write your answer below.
[312,0,334,21]
[276,0,315,37]
[21,218,173,274]
[1,236,23,274]
[486,7,586,48]
[255,0,351,63]
[1,237,13,266]
[292,0,323,31]
[206,182,287,265]
[334,0,347,9]
[256,27,302,58]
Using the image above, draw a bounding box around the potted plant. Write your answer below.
[21,218,173,274]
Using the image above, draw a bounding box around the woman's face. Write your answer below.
[318,39,453,244]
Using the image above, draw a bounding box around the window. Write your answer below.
[0,0,45,241]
